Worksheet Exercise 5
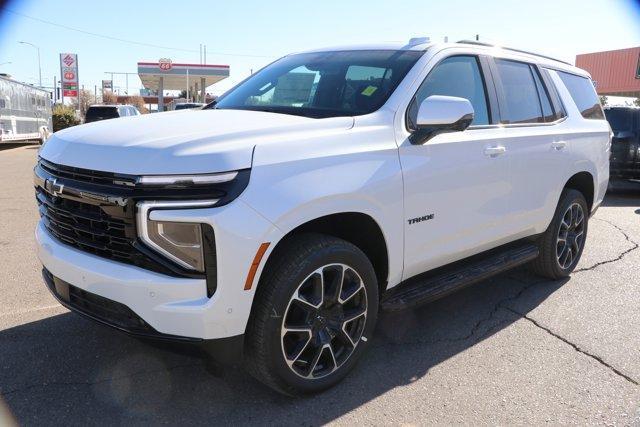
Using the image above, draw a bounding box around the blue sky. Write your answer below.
[1,0,639,96]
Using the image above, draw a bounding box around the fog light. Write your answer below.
[147,221,205,272]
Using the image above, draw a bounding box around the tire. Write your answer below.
[244,233,379,396]
[531,189,589,279]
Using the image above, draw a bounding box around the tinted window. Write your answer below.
[532,69,554,121]
[409,56,489,127]
[494,59,544,124]
[605,108,635,131]
[215,50,423,118]
[540,68,567,121]
[557,71,604,120]
[85,106,119,122]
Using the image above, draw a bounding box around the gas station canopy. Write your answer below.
[137,59,230,110]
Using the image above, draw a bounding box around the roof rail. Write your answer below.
[456,40,572,66]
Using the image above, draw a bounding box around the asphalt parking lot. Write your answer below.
[1,143,639,425]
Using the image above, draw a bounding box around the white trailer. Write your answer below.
[0,74,52,143]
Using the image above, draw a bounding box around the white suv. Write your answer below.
[35,39,610,395]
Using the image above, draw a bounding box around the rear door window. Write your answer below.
[494,59,544,124]
[557,71,605,120]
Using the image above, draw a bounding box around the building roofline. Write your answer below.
[137,62,230,68]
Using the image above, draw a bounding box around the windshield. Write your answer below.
[605,108,635,132]
[214,50,423,118]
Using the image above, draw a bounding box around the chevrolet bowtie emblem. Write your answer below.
[45,178,64,197]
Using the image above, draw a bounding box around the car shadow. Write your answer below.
[0,268,566,425]
[601,192,640,208]
[0,142,39,151]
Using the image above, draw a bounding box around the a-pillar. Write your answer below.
[158,76,164,112]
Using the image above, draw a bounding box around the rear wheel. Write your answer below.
[244,233,378,396]
[531,189,589,279]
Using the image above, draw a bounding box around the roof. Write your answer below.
[296,40,579,72]
[137,62,230,91]
[89,104,134,108]
[575,47,640,97]
[0,74,51,93]
[298,41,433,54]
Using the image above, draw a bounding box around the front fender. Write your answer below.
[241,142,404,288]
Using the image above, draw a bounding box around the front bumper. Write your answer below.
[36,197,283,340]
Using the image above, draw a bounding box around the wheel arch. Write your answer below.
[258,212,390,297]
[563,171,595,213]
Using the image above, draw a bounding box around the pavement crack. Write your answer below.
[575,218,639,273]
[376,275,548,348]
[504,306,639,386]
[0,361,202,397]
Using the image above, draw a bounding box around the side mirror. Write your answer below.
[411,95,475,144]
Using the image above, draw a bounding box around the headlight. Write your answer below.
[137,200,218,272]
[147,221,205,271]
[137,171,238,186]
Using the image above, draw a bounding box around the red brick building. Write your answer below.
[575,47,640,97]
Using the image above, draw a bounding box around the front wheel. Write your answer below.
[244,233,379,396]
[531,189,589,279]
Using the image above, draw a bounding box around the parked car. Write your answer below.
[84,104,140,123]
[35,38,609,395]
[174,102,205,110]
[604,106,640,181]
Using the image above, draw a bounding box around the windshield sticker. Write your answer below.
[361,86,378,96]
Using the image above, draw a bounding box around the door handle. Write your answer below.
[483,146,506,157]
[551,141,567,150]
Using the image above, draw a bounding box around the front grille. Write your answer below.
[35,159,231,285]
[34,160,205,278]
[39,158,137,187]
[36,186,137,264]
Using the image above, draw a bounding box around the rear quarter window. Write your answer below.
[557,71,604,120]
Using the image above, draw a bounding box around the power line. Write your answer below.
[3,8,275,59]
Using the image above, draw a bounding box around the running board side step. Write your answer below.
[381,243,539,312]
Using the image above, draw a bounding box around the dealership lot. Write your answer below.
[0,144,639,425]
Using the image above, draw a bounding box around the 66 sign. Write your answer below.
[158,58,172,71]
[64,71,75,81]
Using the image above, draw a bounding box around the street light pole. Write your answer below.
[18,41,41,87]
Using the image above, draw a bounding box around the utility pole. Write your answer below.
[104,72,137,97]
[186,69,190,102]
[18,41,42,87]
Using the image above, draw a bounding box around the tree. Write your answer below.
[599,95,608,107]
[71,89,96,117]
[52,104,80,131]
[123,95,149,114]
[102,90,117,104]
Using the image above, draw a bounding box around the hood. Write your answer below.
[40,109,354,175]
